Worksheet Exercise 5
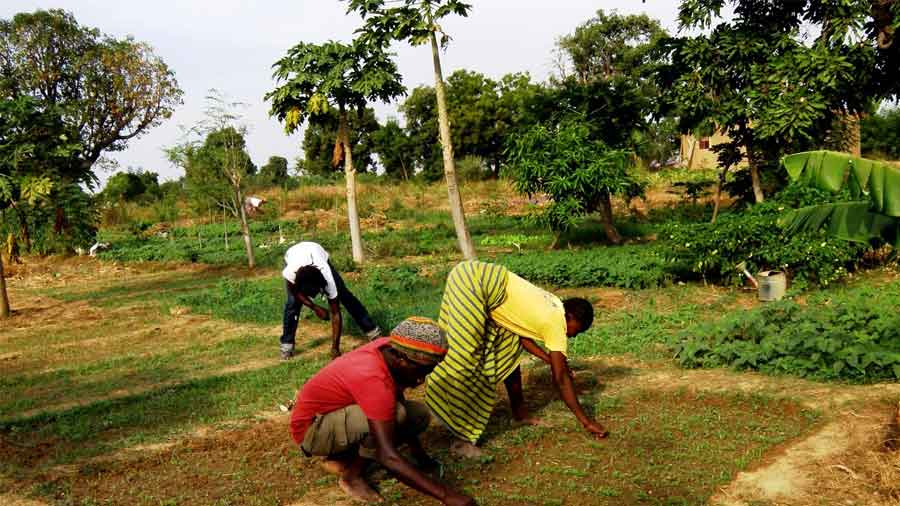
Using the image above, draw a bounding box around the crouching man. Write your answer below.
[289,317,476,506]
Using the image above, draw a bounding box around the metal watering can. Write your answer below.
[736,262,787,302]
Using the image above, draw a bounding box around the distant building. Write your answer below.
[679,131,737,170]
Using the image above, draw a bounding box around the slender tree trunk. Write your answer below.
[235,188,255,269]
[848,112,861,156]
[598,193,622,244]
[746,149,764,204]
[711,167,727,224]
[223,207,228,250]
[0,251,9,318]
[12,204,31,252]
[340,107,365,263]
[430,30,476,260]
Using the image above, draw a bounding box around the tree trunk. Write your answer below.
[13,204,31,252]
[709,168,728,223]
[235,188,255,269]
[848,112,861,157]
[340,107,365,263]
[430,30,476,260]
[598,193,623,244]
[747,150,764,204]
[0,251,9,318]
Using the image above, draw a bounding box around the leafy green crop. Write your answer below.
[675,280,900,382]
[498,245,671,289]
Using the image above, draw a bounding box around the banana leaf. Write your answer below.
[779,202,900,248]
[780,151,900,247]
[781,150,900,217]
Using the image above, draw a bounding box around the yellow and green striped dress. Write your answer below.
[425,261,523,443]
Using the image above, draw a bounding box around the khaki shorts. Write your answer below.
[300,400,430,458]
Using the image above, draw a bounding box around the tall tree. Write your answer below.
[556,9,668,83]
[346,0,477,260]
[0,10,183,183]
[372,118,415,180]
[267,39,404,263]
[556,10,673,166]
[297,107,380,177]
[258,156,290,186]
[167,91,258,268]
[662,0,899,206]
[0,96,77,317]
[506,118,645,245]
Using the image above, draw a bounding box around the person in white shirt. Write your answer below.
[280,242,381,360]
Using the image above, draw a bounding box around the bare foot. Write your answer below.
[449,440,483,459]
[338,476,382,503]
[320,458,348,475]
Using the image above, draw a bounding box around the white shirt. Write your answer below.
[281,242,338,299]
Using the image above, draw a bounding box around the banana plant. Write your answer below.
[779,150,900,248]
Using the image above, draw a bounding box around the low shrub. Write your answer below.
[660,185,869,287]
[497,245,671,289]
[674,280,900,382]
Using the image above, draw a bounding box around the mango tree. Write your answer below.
[345,0,476,260]
[662,0,898,206]
[506,118,646,246]
[267,39,403,263]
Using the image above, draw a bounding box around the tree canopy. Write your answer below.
[0,9,183,184]
[661,0,900,203]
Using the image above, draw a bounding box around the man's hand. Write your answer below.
[330,346,341,359]
[443,491,477,506]
[583,420,609,440]
[313,305,329,320]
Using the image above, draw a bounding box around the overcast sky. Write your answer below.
[2,1,683,184]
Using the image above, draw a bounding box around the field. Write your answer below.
[2,179,899,506]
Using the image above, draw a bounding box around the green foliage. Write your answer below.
[297,107,381,176]
[661,187,869,286]
[346,0,472,49]
[371,117,415,180]
[662,0,890,202]
[557,9,668,83]
[266,39,404,135]
[861,105,900,160]
[780,150,900,247]
[100,170,161,204]
[506,119,645,235]
[0,9,182,180]
[174,125,256,215]
[175,278,282,324]
[397,71,546,181]
[498,245,671,289]
[256,156,289,186]
[675,281,900,382]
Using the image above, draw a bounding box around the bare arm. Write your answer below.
[329,298,342,358]
[519,337,551,364]
[287,282,328,319]
[549,351,608,439]
[369,420,475,506]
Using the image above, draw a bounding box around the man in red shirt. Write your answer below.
[290,317,475,506]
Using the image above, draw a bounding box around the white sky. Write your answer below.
[1,1,683,184]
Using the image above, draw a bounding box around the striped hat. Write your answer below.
[388,317,448,366]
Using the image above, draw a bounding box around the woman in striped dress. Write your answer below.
[425,260,608,457]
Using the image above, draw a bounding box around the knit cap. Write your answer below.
[388,317,448,365]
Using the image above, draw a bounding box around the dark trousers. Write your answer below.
[280,262,376,346]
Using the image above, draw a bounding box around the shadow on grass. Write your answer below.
[0,359,324,471]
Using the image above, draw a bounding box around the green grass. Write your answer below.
[0,334,276,419]
[0,359,324,467]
